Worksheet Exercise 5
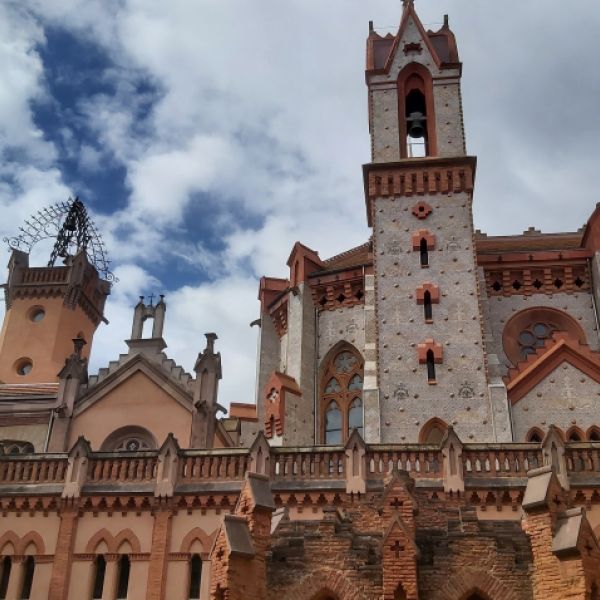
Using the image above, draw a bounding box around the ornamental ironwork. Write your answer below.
[3,197,115,283]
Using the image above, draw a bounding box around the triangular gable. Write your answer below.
[382,514,420,558]
[383,2,442,74]
[505,333,600,404]
[74,353,193,417]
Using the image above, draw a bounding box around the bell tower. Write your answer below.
[363,2,509,443]
[0,198,111,384]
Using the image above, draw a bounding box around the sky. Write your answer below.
[1,0,600,408]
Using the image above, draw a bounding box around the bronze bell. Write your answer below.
[407,111,426,138]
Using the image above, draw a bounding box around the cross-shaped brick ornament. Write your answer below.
[216,547,225,560]
[390,540,405,558]
[390,497,403,508]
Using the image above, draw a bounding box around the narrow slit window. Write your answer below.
[0,557,11,600]
[20,556,34,600]
[424,290,433,321]
[426,349,436,383]
[188,554,202,600]
[420,238,429,267]
[92,555,106,599]
[116,555,130,600]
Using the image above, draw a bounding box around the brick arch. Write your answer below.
[419,417,448,444]
[85,528,114,553]
[18,531,45,555]
[114,529,141,554]
[180,527,213,553]
[588,426,600,441]
[525,427,545,443]
[272,568,365,600]
[459,590,492,600]
[565,426,585,442]
[429,569,520,600]
[0,532,19,555]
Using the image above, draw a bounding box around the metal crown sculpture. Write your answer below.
[3,197,115,283]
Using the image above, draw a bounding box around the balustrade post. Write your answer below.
[441,426,464,492]
[541,425,569,490]
[345,430,367,494]
[62,437,91,499]
[248,432,271,476]
[155,434,180,498]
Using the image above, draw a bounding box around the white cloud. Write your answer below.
[2,0,600,411]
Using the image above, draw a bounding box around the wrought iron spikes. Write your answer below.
[3,197,116,283]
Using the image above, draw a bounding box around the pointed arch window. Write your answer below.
[92,555,106,599]
[116,555,130,600]
[20,556,34,599]
[320,346,364,444]
[188,554,202,600]
[0,557,11,600]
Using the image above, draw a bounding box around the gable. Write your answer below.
[69,370,191,450]
[513,361,600,415]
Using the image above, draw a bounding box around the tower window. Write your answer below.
[28,307,45,323]
[420,238,429,267]
[426,350,436,383]
[92,555,106,599]
[15,359,33,377]
[405,89,427,157]
[188,554,202,600]
[423,290,433,321]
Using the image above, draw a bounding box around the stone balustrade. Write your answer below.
[0,430,598,497]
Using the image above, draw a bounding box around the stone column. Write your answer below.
[48,506,79,600]
[101,556,118,600]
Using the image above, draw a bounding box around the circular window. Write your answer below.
[28,307,45,323]
[503,307,587,366]
[15,359,33,376]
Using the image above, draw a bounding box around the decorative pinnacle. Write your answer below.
[205,333,218,354]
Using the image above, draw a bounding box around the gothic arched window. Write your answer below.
[92,555,106,599]
[320,346,364,444]
[188,554,202,600]
[116,555,130,600]
[0,557,11,599]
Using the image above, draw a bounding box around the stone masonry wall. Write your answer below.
[374,190,493,443]
[512,362,600,441]
[480,280,599,374]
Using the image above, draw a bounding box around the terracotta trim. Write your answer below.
[363,157,476,226]
[506,336,600,404]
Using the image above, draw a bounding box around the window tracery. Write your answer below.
[320,346,364,444]
[502,307,586,366]
[0,441,34,455]
[100,427,157,452]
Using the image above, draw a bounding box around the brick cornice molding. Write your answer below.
[362,156,477,226]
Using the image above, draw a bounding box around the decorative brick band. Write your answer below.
[363,156,477,226]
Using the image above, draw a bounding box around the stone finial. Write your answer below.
[205,332,218,354]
